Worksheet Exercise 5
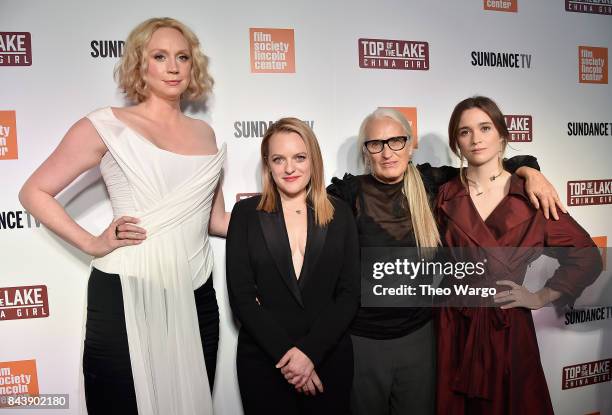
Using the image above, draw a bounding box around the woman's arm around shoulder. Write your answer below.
[327,173,360,214]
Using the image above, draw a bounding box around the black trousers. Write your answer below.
[237,332,354,415]
[83,267,219,415]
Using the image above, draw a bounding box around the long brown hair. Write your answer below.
[448,96,509,186]
[258,117,334,226]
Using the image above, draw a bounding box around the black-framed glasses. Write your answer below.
[363,136,410,154]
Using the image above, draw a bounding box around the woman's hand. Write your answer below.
[83,216,146,257]
[516,167,567,220]
[276,347,314,389]
[297,370,324,396]
[494,280,560,310]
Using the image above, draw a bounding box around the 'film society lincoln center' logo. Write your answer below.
[567,179,612,206]
[0,360,39,405]
[483,0,518,12]
[579,46,608,84]
[562,358,611,389]
[0,111,18,160]
[566,0,612,15]
[359,39,429,70]
[0,285,49,321]
[250,28,295,73]
[0,32,31,66]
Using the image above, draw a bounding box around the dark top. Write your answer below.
[435,173,602,306]
[225,195,360,367]
[434,174,601,414]
[327,157,539,339]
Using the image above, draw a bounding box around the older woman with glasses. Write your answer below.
[327,108,564,415]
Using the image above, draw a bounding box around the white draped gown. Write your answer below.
[80,107,225,415]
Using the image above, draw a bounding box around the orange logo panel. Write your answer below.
[250,28,295,73]
[0,111,18,160]
[484,0,518,12]
[592,236,607,271]
[579,46,608,84]
[380,107,419,148]
[0,360,39,406]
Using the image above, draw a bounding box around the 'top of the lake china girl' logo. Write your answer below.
[0,285,49,321]
[504,115,532,142]
[562,359,611,389]
[359,38,429,71]
[0,33,32,66]
[567,179,612,206]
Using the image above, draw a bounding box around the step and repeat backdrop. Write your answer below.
[1,0,611,414]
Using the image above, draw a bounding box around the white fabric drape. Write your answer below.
[79,107,225,415]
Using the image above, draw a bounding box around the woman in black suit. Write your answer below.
[226,117,360,414]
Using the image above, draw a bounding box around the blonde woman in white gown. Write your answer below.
[19,18,228,415]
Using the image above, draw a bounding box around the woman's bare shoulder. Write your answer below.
[185,116,218,151]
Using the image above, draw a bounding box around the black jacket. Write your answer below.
[226,195,360,367]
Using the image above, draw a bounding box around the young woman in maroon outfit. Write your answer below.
[434,96,602,415]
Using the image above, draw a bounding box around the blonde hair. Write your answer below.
[114,17,213,103]
[359,108,440,248]
[258,118,334,226]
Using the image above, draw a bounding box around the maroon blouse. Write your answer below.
[434,174,602,415]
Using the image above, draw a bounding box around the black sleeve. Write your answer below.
[295,202,361,367]
[503,155,540,173]
[416,163,459,197]
[327,173,359,215]
[417,155,540,196]
[226,201,294,362]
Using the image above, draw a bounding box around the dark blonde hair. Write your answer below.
[114,17,213,103]
[359,108,440,249]
[258,118,334,226]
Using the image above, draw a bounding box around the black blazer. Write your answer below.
[226,195,360,367]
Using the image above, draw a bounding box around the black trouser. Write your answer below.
[350,320,436,415]
[83,267,219,415]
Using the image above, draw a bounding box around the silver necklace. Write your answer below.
[467,170,503,196]
[282,203,306,214]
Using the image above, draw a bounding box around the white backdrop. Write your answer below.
[1,0,611,414]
